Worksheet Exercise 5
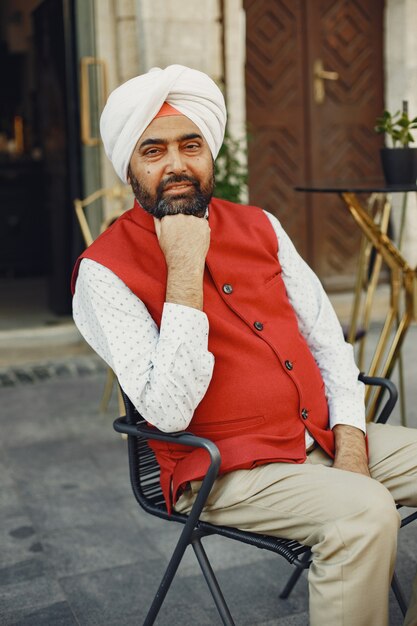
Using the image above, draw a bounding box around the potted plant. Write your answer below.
[374,101,417,185]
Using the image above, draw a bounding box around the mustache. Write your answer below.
[157,174,200,195]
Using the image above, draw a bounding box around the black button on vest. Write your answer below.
[301,408,309,420]
[285,360,293,371]
[254,321,264,331]
[223,284,233,294]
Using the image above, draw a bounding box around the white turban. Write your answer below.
[100,64,227,183]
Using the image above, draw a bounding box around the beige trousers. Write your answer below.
[175,422,417,626]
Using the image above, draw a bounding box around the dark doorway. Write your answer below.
[0,16,47,280]
[33,0,82,314]
[0,0,82,320]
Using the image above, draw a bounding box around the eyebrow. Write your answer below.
[138,133,203,151]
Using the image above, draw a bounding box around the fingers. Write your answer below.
[153,213,210,268]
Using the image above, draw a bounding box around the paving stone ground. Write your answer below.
[1,323,417,625]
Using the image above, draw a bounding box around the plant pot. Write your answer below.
[380,147,417,185]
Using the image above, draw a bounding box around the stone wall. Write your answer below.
[95,0,142,192]
[385,0,417,117]
[223,0,246,141]
[385,0,417,266]
[135,0,222,78]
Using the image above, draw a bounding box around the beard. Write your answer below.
[128,167,214,219]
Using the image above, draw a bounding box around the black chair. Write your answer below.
[113,374,417,625]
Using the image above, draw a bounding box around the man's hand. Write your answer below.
[332,424,370,477]
[154,214,210,310]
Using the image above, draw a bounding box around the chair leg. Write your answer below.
[279,550,311,599]
[143,526,196,625]
[192,536,235,626]
[391,571,408,617]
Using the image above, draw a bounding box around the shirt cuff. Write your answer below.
[159,302,210,349]
[329,402,366,435]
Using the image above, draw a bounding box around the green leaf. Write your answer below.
[374,106,416,146]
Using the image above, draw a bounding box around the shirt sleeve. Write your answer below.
[72,258,215,432]
[263,211,366,434]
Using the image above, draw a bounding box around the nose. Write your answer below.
[165,146,187,174]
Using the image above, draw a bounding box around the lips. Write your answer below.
[163,183,194,194]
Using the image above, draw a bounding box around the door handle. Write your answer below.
[313,59,339,104]
[80,57,108,146]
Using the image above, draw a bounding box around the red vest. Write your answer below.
[72,198,335,512]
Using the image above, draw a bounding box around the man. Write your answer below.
[72,65,417,626]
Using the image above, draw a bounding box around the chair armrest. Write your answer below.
[113,417,220,467]
[358,373,398,424]
[113,416,221,523]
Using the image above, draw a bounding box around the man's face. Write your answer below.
[128,115,215,219]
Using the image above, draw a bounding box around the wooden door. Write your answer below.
[244,0,384,289]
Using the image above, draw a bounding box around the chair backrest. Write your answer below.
[74,184,133,246]
[120,389,176,521]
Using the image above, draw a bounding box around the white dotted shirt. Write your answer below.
[72,210,365,445]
